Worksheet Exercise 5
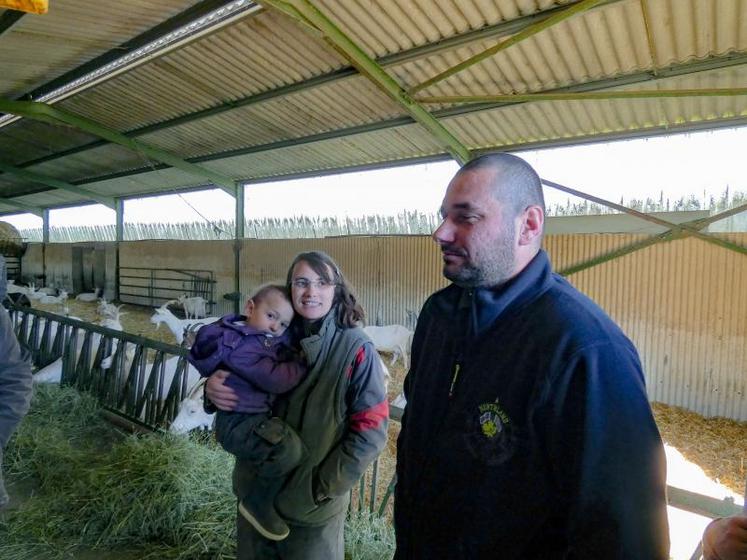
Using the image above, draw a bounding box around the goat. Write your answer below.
[33,313,124,384]
[150,303,218,345]
[178,294,208,319]
[97,300,123,321]
[6,280,28,296]
[362,324,414,368]
[76,288,102,302]
[38,286,58,296]
[26,284,45,300]
[169,379,214,434]
[38,290,68,305]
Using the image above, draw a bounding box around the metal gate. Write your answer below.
[118,266,215,315]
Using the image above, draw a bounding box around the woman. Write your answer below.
[206,250,389,559]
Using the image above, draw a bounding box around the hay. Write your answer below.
[0,220,24,256]
[1,385,400,560]
[1,385,236,559]
[652,402,747,495]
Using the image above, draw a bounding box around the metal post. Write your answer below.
[115,198,124,302]
[234,181,244,315]
[41,208,49,286]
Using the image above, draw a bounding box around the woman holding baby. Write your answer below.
[205,250,389,560]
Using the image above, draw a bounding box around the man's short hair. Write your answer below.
[460,153,545,217]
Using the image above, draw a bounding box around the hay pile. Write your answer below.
[1,385,236,560]
[0,220,24,256]
[653,402,747,495]
[1,385,398,560]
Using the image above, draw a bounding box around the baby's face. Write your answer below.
[245,290,294,336]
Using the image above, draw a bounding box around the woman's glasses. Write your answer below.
[292,278,335,290]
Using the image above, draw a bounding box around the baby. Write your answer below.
[188,284,306,541]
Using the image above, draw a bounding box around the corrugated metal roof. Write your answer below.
[1,0,746,209]
[0,0,207,100]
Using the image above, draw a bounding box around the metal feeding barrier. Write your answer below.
[8,303,397,518]
[9,304,194,430]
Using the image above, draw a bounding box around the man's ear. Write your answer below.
[517,205,544,246]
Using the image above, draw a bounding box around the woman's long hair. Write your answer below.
[286,251,364,328]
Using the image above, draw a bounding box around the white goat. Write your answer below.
[150,303,218,345]
[363,324,414,368]
[98,300,123,321]
[39,290,68,305]
[76,288,102,302]
[6,280,28,295]
[38,286,58,296]
[178,294,208,319]
[33,357,64,384]
[169,379,214,434]
[33,313,124,384]
[26,284,45,300]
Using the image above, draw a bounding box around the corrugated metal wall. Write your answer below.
[546,233,747,421]
[21,233,747,420]
[239,236,446,328]
[119,240,236,316]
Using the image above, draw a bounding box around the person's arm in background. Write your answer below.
[702,516,747,560]
[0,306,33,508]
[313,341,388,503]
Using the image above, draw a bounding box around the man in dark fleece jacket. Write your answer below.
[394,153,669,559]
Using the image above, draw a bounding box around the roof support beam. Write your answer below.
[0,99,237,196]
[542,179,747,258]
[409,0,607,95]
[639,0,660,75]
[18,49,747,178]
[13,0,732,171]
[0,9,24,38]
[0,198,43,217]
[416,88,747,104]
[261,0,471,164]
[0,161,116,209]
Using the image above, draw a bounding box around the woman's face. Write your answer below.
[290,260,336,321]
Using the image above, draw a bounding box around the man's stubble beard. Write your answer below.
[443,223,516,289]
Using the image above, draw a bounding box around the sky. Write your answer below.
[3,125,747,230]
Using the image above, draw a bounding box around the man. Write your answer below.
[394,153,670,559]
[0,305,33,509]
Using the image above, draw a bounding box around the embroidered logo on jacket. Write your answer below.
[478,402,510,439]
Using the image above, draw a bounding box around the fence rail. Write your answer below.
[9,304,194,429]
[118,266,215,314]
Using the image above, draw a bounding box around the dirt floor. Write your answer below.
[28,299,747,501]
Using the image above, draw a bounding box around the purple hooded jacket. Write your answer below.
[188,314,306,413]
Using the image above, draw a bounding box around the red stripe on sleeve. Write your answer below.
[349,400,389,433]
[347,346,367,379]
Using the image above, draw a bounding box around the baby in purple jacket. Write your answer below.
[188,284,307,541]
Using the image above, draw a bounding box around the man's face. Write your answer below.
[432,168,518,288]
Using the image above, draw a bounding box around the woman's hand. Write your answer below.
[205,370,239,411]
